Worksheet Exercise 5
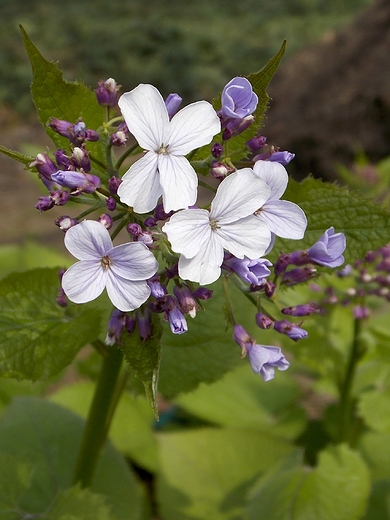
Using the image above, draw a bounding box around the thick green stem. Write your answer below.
[337,318,362,444]
[72,344,123,488]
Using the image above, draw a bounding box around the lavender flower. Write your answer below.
[274,320,308,341]
[51,170,101,194]
[223,254,271,285]
[165,93,182,118]
[308,227,346,268]
[233,325,289,381]
[220,77,258,120]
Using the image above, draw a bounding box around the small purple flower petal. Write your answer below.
[165,93,182,119]
[220,77,258,120]
[308,227,346,268]
[223,255,271,285]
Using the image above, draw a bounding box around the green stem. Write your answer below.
[337,318,362,444]
[115,143,140,170]
[72,343,123,488]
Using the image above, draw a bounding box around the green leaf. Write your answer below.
[46,486,114,520]
[50,381,158,472]
[271,177,390,264]
[158,278,261,398]
[0,268,104,380]
[0,144,34,166]
[120,312,162,418]
[175,364,306,440]
[0,453,32,517]
[20,26,104,157]
[246,445,371,520]
[0,397,142,520]
[157,427,295,520]
[358,389,390,433]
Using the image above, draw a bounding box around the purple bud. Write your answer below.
[135,230,154,248]
[71,121,87,144]
[56,287,68,308]
[164,296,188,334]
[255,312,274,329]
[289,250,310,266]
[211,142,224,159]
[223,254,271,285]
[274,253,292,276]
[264,280,276,298]
[137,308,152,340]
[222,115,254,140]
[54,149,72,170]
[274,320,308,341]
[307,227,346,268]
[268,151,295,165]
[108,176,122,195]
[165,263,179,279]
[377,257,390,273]
[51,190,71,206]
[55,216,79,232]
[210,161,230,180]
[49,117,73,138]
[30,153,59,190]
[165,93,182,118]
[337,264,353,278]
[220,77,258,120]
[147,277,167,299]
[173,285,199,318]
[106,196,117,211]
[233,324,253,352]
[127,223,142,236]
[246,135,267,153]
[36,196,55,212]
[95,78,119,107]
[282,266,317,286]
[144,216,157,228]
[353,305,370,320]
[105,309,126,346]
[110,131,127,146]
[192,287,213,300]
[154,203,174,222]
[85,129,100,142]
[125,313,136,334]
[71,147,91,172]
[281,303,319,316]
[51,170,101,194]
[98,213,113,230]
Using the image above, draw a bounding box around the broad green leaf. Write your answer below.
[158,277,261,398]
[0,144,34,166]
[358,389,390,433]
[46,486,114,520]
[0,268,104,380]
[120,312,162,418]
[0,397,142,520]
[20,26,104,158]
[362,479,390,520]
[359,431,390,481]
[175,364,306,440]
[157,427,295,520]
[0,453,32,518]
[271,177,390,265]
[246,444,370,520]
[50,381,158,472]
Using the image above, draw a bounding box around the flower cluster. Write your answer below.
[30,75,347,381]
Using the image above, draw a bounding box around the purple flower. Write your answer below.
[30,153,61,191]
[274,320,308,341]
[95,78,119,107]
[173,284,199,318]
[105,309,126,346]
[281,303,319,316]
[223,255,271,285]
[233,325,289,382]
[165,93,182,118]
[51,170,101,194]
[308,227,346,268]
[164,295,188,334]
[220,77,258,120]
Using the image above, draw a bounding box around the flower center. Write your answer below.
[101,255,111,269]
[158,144,169,155]
[210,219,220,231]
[254,207,263,216]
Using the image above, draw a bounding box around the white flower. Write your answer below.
[253,160,307,239]
[117,84,221,214]
[162,169,271,284]
[62,220,158,311]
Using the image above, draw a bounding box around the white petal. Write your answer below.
[64,220,112,260]
[62,260,106,304]
[217,215,271,258]
[162,209,211,258]
[118,84,169,151]
[109,242,159,280]
[167,101,221,155]
[253,160,288,200]
[178,233,224,284]
[258,200,307,239]
[211,169,271,223]
[158,154,198,212]
[105,273,151,312]
[118,152,162,213]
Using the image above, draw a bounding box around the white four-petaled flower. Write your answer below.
[117,84,221,214]
[253,160,307,239]
[162,169,272,284]
[62,220,159,311]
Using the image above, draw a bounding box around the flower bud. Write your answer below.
[35,196,55,212]
[147,277,167,299]
[165,93,182,118]
[353,305,370,320]
[246,135,267,153]
[51,170,101,194]
[49,118,73,138]
[281,303,319,316]
[282,267,317,286]
[274,320,308,341]
[108,176,122,195]
[105,309,126,346]
[173,284,199,318]
[274,253,291,276]
[144,216,157,228]
[255,312,274,329]
[110,130,127,146]
[211,142,224,158]
[164,296,188,334]
[71,146,91,172]
[222,115,254,140]
[55,216,78,232]
[106,196,116,211]
[95,78,119,107]
[98,213,113,230]
[210,160,234,180]
[51,190,71,206]
[54,149,72,170]
[192,287,213,300]
[137,308,152,340]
